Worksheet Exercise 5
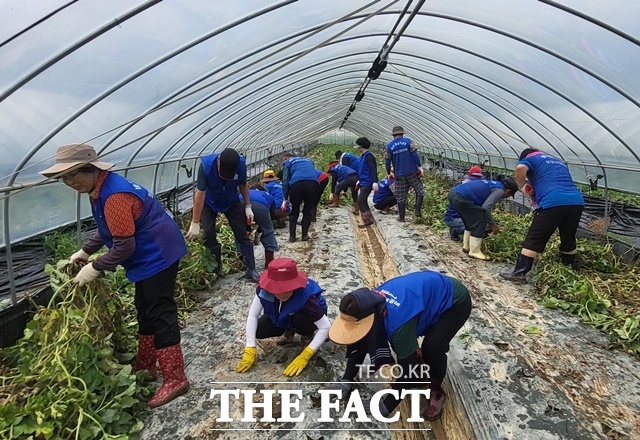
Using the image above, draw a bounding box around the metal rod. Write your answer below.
[3,193,17,305]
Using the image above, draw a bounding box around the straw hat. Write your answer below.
[329,288,385,345]
[40,144,114,178]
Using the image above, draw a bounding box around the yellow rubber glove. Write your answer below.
[235,347,256,373]
[283,346,315,377]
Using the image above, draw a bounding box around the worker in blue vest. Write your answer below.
[262,169,289,224]
[328,271,472,422]
[444,166,486,241]
[335,150,361,172]
[502,148,585,283]
[239,188,278,269]
[327,163,359,213]
[354,137,378,227]
[186,148,259,282]
[235,258,330,376]
[449,176,518,260]
[281,153,320,242]
[41,143,189,408]
[385,126,424,222]
[373,174,397,214]
[310,169,330,222]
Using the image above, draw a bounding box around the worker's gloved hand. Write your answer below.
[69,249,90,264]
[186,222,200,239]
[522,183,534,195]
[283,346,315,377]
[372,182,379,193]
[73,263,100,286]
[355,181,360,191]
[280,200,289,211]
[235,347,256,373]
[490,224,500,234]
[417,167,424,177]
[245,205,254,223]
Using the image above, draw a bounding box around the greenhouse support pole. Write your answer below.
[175,160,181,216]
[76,192,82,249]
[152,164,160,196]
[601,167,610,236]
[3,194,18,305]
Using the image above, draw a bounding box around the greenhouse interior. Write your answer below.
[1,1,639,439]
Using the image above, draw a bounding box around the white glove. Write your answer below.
[417,167,424,177]
[245,205,254,223]
[281,200,289,211]
[70,249,90,263]
[73,263,100,287]
[186,222,201,239]
[372,182,379,193]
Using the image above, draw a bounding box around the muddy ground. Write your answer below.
[142,201,640,440]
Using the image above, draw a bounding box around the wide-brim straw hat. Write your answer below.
[40,143,114,178]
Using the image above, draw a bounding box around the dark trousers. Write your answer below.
[310,178,329,219]
[135,261,181,349]
[449,190,488,238]
[289,180,319,237]
[374,196,397,210]
[421,292,472,380]
[255,313,318,339]
[201,200,251,248]
[523,205,584,253]
[334,175,358,205]
[357,186,373,212]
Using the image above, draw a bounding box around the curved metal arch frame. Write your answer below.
[385,61,572,158]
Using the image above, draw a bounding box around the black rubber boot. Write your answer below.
[501,254,535,284]
[397,203,406,222]
[449,227,464,241]
[414,195,423,217]
[239,243,259,283]
[208,244,222,276]
[561,253,576,268]
[289,216,297,242]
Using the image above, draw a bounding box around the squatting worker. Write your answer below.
[502,148,585,283]
[281,153,320,242]
[235,258,330,376]
[328,271,472,422]
[385,126,424,222]
[240,188,278,269]
[354,136,378,228]
[40,143,189,408]
[373,174,397,214]
[262,169,289,222]
[448,176,518,260]
[186,147,260,282]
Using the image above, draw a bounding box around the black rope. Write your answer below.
[340,0,426,129]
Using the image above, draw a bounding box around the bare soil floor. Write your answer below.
[142,203,640,440]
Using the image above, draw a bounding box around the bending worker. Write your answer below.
[235,258,331,376]
[328,271,472,422]
[327,163,359,214]
[501,148,584,283]
[448,176,518,260]
[186,147,259,282]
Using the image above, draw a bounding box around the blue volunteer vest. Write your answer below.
[239,189,275,210]
[265,181,290,212]
[332,164,357,183]
[340,153,360,172]
[357,150,376,187]
[444,204,460,222]
[284,157,317,186]
[453,180,504,206]
[201,153,246,213]
[258,279,327,329]
[377,271,454,340]
[386,137,420,177]
[91,172,187,283]
[373,177,393,204]
[518,153,584,209]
